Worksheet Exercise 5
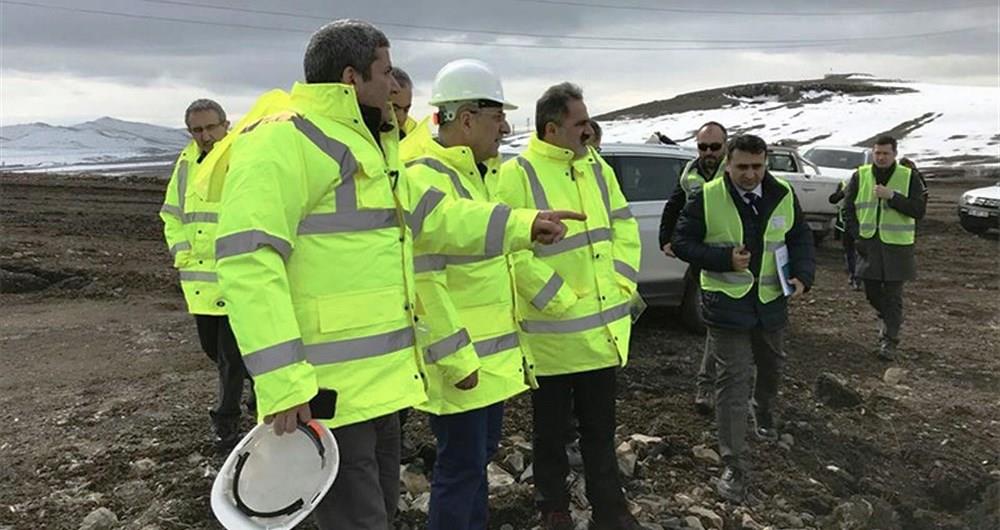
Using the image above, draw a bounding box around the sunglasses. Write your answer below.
[697,142,724,152]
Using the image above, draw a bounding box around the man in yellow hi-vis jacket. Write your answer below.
[401,58,554,530]
[159,98,253,454]
[214,20,582,530]
[494,82,642,530]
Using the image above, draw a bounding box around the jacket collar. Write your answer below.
[527,134,580,163]
[400,119,500,190]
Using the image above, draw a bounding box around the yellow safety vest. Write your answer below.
[214,82,538,428]
[679,157,726,197]
[400,119,535,415]
[493,135,642,377]
[854,164,915,245]
[700,176,795,304]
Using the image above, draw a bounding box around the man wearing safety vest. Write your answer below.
[494,82,643,530]
[842,136,925,360]
[159,98,253,454]
[658,121,728,416]
[673,134,815,503]
[214,20,580,530]
[400,58,537,530]
[390,66,417,139]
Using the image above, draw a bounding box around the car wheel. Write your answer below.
[680,271,705,335]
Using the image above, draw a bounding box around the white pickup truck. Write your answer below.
[767,145,841,243]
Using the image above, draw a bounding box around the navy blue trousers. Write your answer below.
[428,402,504,530]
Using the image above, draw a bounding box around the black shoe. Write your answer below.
[694,387,713,416]
[751,406,778,442]
[541,510,575,530]
[589,512,646,530]
[210,410,241,456]
[877,341,896,361]
[716,465,747,502]
[566,439,584,470]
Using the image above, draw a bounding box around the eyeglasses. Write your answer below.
[189,122,224,135]
[697,142,724,152]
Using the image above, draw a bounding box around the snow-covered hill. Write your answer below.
[587,76,998,168]
[0,117,189,170]
[506,75,997,170]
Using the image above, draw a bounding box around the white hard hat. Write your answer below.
[212,421,339,530]
[428,59,517,110]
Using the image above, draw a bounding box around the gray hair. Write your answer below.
[535,82,583,139]
[304,19,389,84]
[390,67,412,89]
[184,98,226,127]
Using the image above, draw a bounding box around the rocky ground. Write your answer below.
[1,172,998,530]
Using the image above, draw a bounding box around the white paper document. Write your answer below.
[774,244,794,297]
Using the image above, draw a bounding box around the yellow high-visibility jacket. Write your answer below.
[493,135,641,376]
[160,142,225,315]
[215,82,538,428]
[400,120,541,415]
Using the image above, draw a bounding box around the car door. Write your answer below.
[604,151,691,305]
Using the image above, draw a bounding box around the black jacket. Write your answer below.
[842,163,926,281]
[658,158,719,248]
[672,173,816,331]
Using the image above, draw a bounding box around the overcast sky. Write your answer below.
[2,0,997,131]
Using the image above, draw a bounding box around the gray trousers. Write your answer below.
[706,326,784,470]
[696,347,716,393]
[313,413,401,530]
[863,280,904,345]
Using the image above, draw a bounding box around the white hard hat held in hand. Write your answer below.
[211,420,339,530]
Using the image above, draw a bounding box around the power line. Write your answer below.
[1,0,994,52]
[514,0,997,17]
[136,0,1000,45]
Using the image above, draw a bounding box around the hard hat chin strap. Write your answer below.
[231,421,327,518]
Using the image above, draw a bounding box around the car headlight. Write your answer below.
[962,193,974,205]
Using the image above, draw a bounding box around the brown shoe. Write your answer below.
[694,386,713,416]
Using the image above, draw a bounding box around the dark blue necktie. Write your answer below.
[744,192,760,216]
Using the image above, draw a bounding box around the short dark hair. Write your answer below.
[727,134,767,156]
[390,67,412,89]
[874,135,898,151]
[699,121,727,138]
[590,119,602,140]
[304,19,389,84]
[184,98,226,127]
[536,82,583,139]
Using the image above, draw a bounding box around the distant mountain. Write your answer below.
[1,117,190,172]
[579,74,998,169]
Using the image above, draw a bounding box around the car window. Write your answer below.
[605,155,686,202]
[804,149,867,169]
[767,153,799,173]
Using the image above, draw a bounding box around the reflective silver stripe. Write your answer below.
[306,327,415,365]
[764,241,784,252]
[446,255,494,267]
[516,157,550,209]
[216,229,293,261]
[534,228,612,258]
[423,329,472,364]
[406,158,472,199]
[183,211,218,224]
[243,338,305,376]
[703,271,752,285]
[859,223,877,232]
[880,223,916,232]
[179,271,218,282]
[160,204,182,218]
[855,201,878,209]
[169,241,191,257]
[532,272,565,310]
[290,116,361,213]
[591,161,612,218]
[409,188,446,238]
[474,332,519,357]
[614,260,638,282]
[176,160,189,213]
[413,254,447,273]
[485,204,511,257]
[610,207,634,220]
[298,209,398,235]
[520,302,630,334]
[760,276,781,286]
